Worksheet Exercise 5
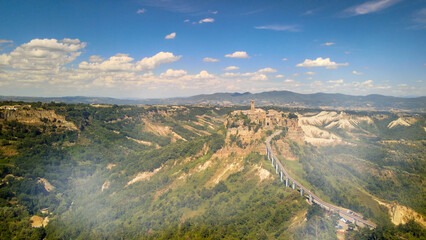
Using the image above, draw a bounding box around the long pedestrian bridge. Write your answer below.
[266,130,376,229]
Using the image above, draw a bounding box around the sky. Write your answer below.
[0,0,425,99]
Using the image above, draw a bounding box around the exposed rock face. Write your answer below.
[37,178,55,192]
[387,117,416,129]
[0,105,77,130]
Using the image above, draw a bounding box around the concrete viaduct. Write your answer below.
[266,130,376,229]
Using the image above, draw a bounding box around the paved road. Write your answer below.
[266,130,376,229]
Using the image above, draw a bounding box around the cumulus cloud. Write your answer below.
[284,79,294,83]
[328,79,344,84]
[137,9,147,14]
[220,67,276,81]
[296,57,348,69]
[342,0,401,17]
[254,25,300,32]
[258,67,277,73]
[322,42,335,46]
[225,51,250,58]
[203,57,219,62]
[310,81,323,87]
[353,80,373,88]
[199,18,214,23]
[352,70,363,75]
[224,66,239,71]
[282,58,288,61]
[250,74,268,81]
[160,69,187,78]
[304,71,316,75]
[195,70,215,79]
[89,55,104,63]
[165,32,176,39]
[276,74,285,78]
[0,38,86,70]
[79,52,181,72]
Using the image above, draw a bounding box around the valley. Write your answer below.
[0,101,424,239]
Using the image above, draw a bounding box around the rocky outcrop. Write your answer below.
[0,106,77,130]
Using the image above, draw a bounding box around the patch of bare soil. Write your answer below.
[30,216,43,228]
[126,167,162,186]
[126,136,153,146]
[102,180,110,191]
[106,163,117,169]
[0,145,18,156]
[37,178,55,192]
[254,165,272,182]
[387,117,416,129]
[143,119,186,142]
[375,199,426,227]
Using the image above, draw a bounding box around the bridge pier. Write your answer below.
[275,164,279,174]
[280,171,283,182]
[300,188,304,196]
[309,195,312,203]
[285,178,289,187]
[292,182,296,190]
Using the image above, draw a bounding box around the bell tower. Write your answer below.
[250,100,255,112]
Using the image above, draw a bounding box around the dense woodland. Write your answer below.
[0,102,424,239]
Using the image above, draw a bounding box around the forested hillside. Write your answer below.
[0,102,424,239]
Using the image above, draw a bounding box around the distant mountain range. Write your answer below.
[1,91,425,112]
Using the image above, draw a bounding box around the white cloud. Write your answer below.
[311,81,323,87]
[224,66,239,71]
[0,40,13,44]
[250,74,268,81]
[322,42,335,46]
[328,79,344,84]
[220,67,276,81]
[254,25,300,32]
[352,70,363,75]
[184,19,190,23]
[137,9,147,14]
[0,38,86,70]
[258,67,277,73]
[304,71,316,75]
[160,69,187,78]
[203,57,219,62]
[296,57,349,69]
[342,0,401,17]
[195,70,215,79]
[276,74,285,78]
[199,18,214,24]
[165,32,176,39]
[225,51,250,58]
[410,8,426,29]
[303,10,314,16]
[79,52,181,72]
[210,10,218,14]
[353,80,374,88]
[292,73,300,77]
[89,55,104,63]
[282,58,288,61]
[284,79,294,83]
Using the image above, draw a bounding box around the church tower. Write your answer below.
[251,100,255,112]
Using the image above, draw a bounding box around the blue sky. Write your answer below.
[0,0,425,98]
